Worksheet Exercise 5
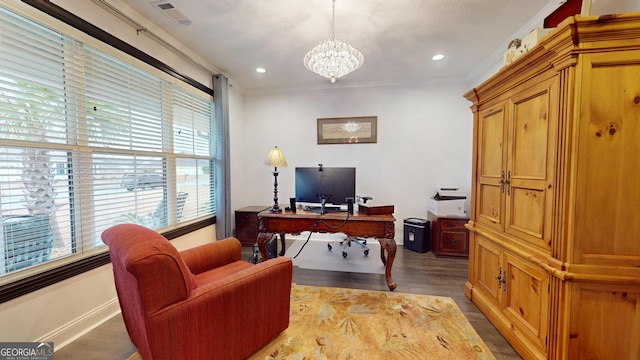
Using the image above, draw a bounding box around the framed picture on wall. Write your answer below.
[317,116,377,144]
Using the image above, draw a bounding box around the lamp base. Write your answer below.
[271,169,281,213]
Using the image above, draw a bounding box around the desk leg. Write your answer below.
[278,232,286,256]
[257,232,274,262]
[377,238,397,291]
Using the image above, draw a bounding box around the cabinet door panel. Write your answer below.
[511,90,551,179]
[505,78,557,251]
[574,52,640,266]
[507,187,545,239]
[474,235,502,305]
[478,105,506,176]
[478,184,502,226]
[476,104,508,231]
[568,282,640,360]
[503,253,550,352]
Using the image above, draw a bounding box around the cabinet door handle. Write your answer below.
[501,271,507,291]
[450,240,457,245]
[499,171,506,193]
[495,267,507,291]
[506,170,511,195]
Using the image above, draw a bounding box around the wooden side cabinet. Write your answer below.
[234,206,269,246]
[427,211,469,258]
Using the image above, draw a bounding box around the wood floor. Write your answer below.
[55,244,522,359]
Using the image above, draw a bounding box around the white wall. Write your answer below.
[234,79,473,238]
[591,0,640,14]
[229,84,247,216]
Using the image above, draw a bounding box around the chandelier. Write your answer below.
[303,0,364,83]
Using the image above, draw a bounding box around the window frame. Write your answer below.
[0,0,216,303]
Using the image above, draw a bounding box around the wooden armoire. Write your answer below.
[464,13,640,360]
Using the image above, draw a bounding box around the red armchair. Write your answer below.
[102,224,293,360]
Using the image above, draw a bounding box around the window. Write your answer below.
[0,6,215,280]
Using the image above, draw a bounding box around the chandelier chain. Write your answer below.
[331,0,336,40]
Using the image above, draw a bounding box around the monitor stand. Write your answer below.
[304,205,343,213]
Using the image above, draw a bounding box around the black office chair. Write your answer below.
[326,196,374,258]
[327,236,369,258]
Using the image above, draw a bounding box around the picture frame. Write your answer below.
[317,116,378,144]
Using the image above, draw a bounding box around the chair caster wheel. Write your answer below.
[342,252,348,258]
[328,244,332,251]
[364,250,369,256]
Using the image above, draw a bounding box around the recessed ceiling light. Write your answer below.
[256,67,266,73]
[432,54,445,61]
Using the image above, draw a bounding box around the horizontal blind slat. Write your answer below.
[0,6,215,277]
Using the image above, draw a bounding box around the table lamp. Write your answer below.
[265,146,288,212]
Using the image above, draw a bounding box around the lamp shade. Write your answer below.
[266,146,288,168]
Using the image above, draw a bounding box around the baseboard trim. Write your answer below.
[41,298,121,351]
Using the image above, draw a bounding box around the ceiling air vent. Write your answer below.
[151,1,192,26]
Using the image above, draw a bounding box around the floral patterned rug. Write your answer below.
[248,284,495,360]
[128,284,495,360]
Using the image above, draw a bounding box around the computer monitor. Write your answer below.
[295,167,356,205]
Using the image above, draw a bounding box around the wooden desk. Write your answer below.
[257,209,397,291]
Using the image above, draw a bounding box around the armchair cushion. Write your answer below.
[102,224,293,360]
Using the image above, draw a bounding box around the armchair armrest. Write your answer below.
[191,256,292,297]
[179,237,242,275]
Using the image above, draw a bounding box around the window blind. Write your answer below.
[0,6,215,278]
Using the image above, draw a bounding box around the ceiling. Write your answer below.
[120,0,558,90]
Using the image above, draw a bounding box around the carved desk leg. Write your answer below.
[377,238,397,291]
[278,232,286,256]
[257,232,274,262]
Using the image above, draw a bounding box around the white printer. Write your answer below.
[428,187,468,217]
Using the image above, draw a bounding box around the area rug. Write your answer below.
[251,284,494,360]
[284,232,385,274]
[128,284,495,360]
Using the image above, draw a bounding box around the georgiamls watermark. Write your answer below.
[0,342,53,360]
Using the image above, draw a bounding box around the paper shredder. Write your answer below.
[403,218,431,253]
